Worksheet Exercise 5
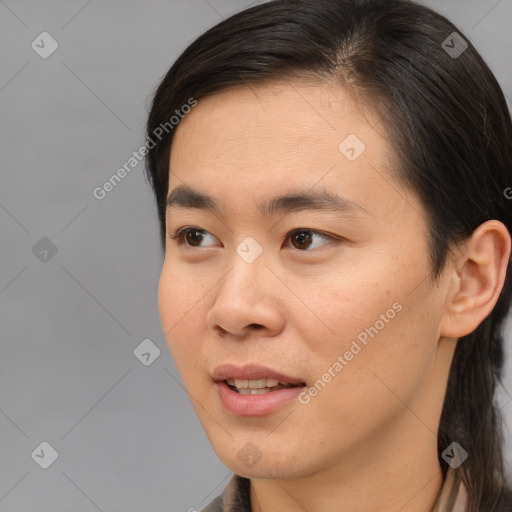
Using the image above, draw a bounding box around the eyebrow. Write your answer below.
[166,184,370,217]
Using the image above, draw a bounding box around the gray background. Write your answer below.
[1,0,511,510]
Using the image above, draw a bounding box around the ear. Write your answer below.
[439,220,511,339]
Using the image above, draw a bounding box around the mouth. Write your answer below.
[213,364,307,416]
[224,378,304,395]
[212,363,306,389]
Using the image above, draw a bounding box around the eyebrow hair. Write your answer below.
[166,184,370,217]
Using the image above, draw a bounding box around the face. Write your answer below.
[158,81,454,479]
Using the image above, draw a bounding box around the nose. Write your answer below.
[205,255,285,339]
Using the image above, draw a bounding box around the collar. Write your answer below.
[200,466,468,512]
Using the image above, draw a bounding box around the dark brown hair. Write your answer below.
[144,1,512,509]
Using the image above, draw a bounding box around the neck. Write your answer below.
[250,425,444,512]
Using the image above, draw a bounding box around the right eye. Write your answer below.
[168,226,220,248]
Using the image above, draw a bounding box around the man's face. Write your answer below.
[158,81,453,479]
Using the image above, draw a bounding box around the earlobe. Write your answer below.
[439,220,511,339]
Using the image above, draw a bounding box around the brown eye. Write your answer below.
[288,229,332,250]
[169,227,218,247]
[185,229,205,246]
[291,231,313,249]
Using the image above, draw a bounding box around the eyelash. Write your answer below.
[168,226,336,251]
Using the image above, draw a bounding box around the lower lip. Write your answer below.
[216,381,305,417]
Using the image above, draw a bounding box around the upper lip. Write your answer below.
[213,364,305,386]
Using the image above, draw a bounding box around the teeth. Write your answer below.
[238,388,272,395]
[226,378,282,389]
[248,379,265,389]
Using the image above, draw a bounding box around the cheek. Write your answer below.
[303,267,439,407]
[158,262,206,363]
[295,270,400,355]
[158,258,207,325]
[297,311,434,453]
[328,298,438,419]
[157,263,177,336]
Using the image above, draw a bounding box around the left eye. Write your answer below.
[169,227,333,250]
[286,229,333,250]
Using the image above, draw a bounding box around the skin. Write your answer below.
[158,80,511,512]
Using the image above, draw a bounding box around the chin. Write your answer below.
[213,442,314,480]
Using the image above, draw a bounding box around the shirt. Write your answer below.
[201,465,468,512]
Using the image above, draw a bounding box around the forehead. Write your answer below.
[167,81,411,222]
[171,80,375,156]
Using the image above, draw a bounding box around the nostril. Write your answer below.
[214,325,228,337]
[212,323,264,337]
